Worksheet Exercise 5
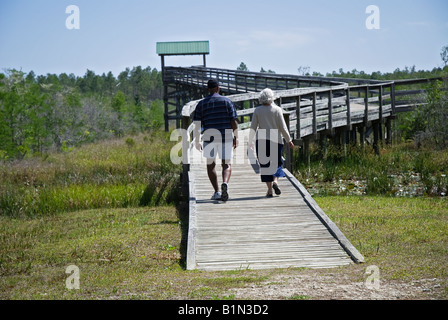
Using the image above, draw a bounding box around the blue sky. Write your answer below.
[0,0,447,77]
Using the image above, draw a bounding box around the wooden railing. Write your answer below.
[164,66,347,95]
[174,68,443,198]
[164,66,442,129]
[181,82,395,137]
[179,76,441,175]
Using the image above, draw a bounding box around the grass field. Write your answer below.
[0,131,180,218]
[0,132,447,300]
[0,196,446,300]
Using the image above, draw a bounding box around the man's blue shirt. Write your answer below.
[193,93,237,142]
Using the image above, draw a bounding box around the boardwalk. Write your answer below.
[186,130,364,271]
[166,65,439,272]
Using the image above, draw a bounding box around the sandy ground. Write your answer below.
[229,268,445,300]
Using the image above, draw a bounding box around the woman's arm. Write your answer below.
[277,109,294,148]
[248,110,259,148]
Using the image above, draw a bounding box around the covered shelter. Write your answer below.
[156,41,210,130]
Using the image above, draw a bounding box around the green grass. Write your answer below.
[315,196,448,283]
[0,131,180,218]
[1,132,447,299]
[1,196,446,300]
[0,206,181,299]
[0,206,272,300]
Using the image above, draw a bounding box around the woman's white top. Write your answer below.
[249,103,292,145]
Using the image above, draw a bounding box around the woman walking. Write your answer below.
[249,88,294,197]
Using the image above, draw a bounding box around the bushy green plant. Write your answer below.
[294,141,448,197]
[0,132,180,218]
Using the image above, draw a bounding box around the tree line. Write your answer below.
[0,66,164,160]
[1,60,447,161]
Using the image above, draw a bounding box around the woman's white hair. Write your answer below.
[259,88,275,105]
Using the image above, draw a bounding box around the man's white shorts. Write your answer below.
[203,140,233,161]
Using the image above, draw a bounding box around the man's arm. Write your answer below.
[193,120,202,151]
[227,99,239,149]
[192,102,203,151]
[231,118,239,149]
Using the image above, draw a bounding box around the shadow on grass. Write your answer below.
[176,200,189,270]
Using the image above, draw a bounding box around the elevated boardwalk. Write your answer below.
[173,66,441,271]
[186,130,364,271]
[163,66,438,131]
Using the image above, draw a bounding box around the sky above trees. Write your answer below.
[0,0,447,77]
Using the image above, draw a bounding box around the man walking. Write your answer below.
[193,79,239,201]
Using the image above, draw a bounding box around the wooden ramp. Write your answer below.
[186,130,364,271]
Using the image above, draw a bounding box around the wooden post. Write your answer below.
[304,138,311,169]
[349,128,357,145]
[181,116,191,199]
[283,113,292,172]
[378,85,383,125]
[332,129,341,147]
[161,55,166,81]
[373,121,380,155]
[390,83,396,117]
[386,118,392,145]
[346,87,352,130]
[164,85,169,132]
[319,134,328,160]
[312,92,317,138]
[359,125,365,148]
[239,102,245,124]
[328,89,333,134]
[296,96,302,141]
[364,86,369,127]
[175,95,181,129]
[342,129,348,158]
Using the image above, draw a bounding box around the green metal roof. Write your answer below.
[156,41,209,56]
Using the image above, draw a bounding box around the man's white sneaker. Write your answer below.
[211,192,222,200]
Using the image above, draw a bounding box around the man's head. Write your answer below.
[207,79,220,93]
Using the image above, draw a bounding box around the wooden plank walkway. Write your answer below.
[186,130,364,271]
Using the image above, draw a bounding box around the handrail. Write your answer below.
[173,67,442,174]
[165,66,348,94]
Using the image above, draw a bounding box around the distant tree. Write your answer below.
[297,66,310,76]
[441,45,448,67]
[0,66,164,158]
[0,70,52,158]
[418,80,448,149]
[102,71,117,96]
[237,62,249,72]
[79,69,99,94]
[117,68,131,97]
[112,91,126,114]
[260,67,276,74]
[26,71,36,83]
